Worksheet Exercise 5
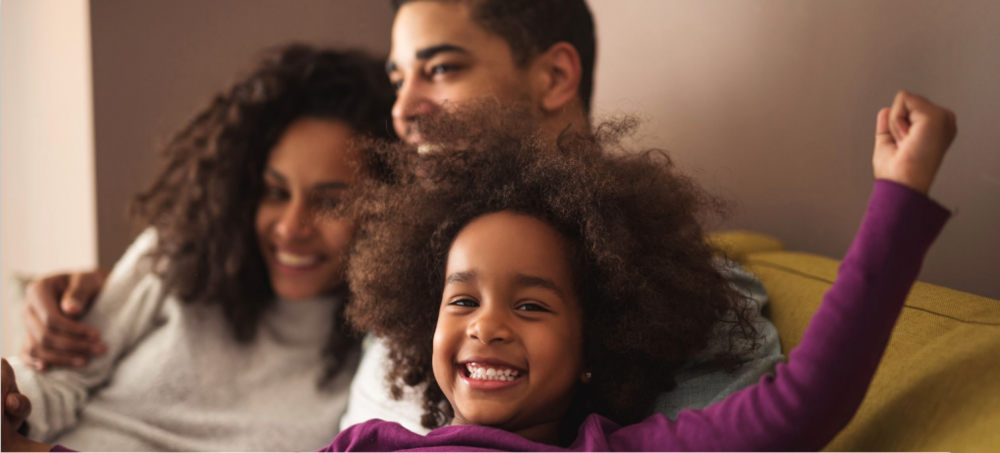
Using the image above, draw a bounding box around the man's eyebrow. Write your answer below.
[445,270,477,285]
[387,44,469,75]
[513,273,564,298]
[416,44,469,60]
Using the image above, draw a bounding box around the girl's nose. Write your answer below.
[466,306,513,345]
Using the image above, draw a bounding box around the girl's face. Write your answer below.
[433,211,588,444]
[256,118,358,301]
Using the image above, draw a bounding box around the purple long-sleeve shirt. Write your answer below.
[51,180,948,453]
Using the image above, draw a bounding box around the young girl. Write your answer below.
[330,91,955,451]
[1,44,395,451]
[3,91,956,451]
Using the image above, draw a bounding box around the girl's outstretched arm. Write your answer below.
[608,92,957,452]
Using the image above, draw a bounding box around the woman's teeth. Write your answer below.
[465,364,521,381]
[275,251,320,268]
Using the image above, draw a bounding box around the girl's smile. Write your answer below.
[433,211,590,444]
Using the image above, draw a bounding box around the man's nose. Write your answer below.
[392,78,436,139]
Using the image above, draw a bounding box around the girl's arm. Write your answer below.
[7,229,170,443]
[609,92,957,451]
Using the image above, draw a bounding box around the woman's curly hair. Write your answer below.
[129,44,396,380]
[342,102,761,435]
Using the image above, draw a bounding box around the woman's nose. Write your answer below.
[275,200,315,239]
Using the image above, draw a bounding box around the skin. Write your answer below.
[256,118,359,301]
[434,211,589,445]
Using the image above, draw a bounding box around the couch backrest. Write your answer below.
[709,231,1000,452]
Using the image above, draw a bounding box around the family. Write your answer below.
[1,0,958,451]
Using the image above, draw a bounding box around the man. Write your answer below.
[13,0,783,436]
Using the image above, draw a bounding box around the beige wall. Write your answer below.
[589,0,1000,298]
[90,0,394,268]
[1,0,98,357]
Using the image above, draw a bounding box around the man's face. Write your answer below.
[388,1,533,145]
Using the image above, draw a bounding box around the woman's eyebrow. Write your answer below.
[313,181,350,191]
[264,167,286,182]
[445,270,477,285]
[513,273,564,298]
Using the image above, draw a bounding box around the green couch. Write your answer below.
[710,231,1000,452]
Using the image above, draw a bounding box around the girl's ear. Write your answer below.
[580,370,592,384]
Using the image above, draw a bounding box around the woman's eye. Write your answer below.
[313,197,341,211]
[449,298,478,308]
[516,303,549,313]
[391,79,404,91]
[262,186,287,200]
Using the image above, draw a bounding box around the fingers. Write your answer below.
[888,91,912,143]
[5,393,31,426]
[875,108,894,149]
[61,271,105,318]
[25,277,102,341]
[23,310,94,368]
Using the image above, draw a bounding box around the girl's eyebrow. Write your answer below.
[446,270,477,285]
[513,273,564,299]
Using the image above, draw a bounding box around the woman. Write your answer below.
[6,44,395,451]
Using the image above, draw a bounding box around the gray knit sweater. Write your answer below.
[10,229,359,451]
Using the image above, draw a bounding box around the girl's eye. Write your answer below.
[516,303,549,313]
[449,298,478,308]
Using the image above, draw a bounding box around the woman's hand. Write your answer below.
[2,358,50,452]
[873,91,958,195]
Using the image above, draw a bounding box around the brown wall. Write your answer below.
[90,0,394,268]
[589,0,1000,298]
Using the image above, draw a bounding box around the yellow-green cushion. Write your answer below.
[709,229,1000,452]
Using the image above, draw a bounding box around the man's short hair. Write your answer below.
[392,0,597,115]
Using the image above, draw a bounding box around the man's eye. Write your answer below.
[429,64,459,76]
[449,298,478,307]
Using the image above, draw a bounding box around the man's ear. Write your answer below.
[532,42,583,114]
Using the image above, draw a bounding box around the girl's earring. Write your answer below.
[582,371,592,383]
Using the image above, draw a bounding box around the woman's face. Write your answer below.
[432,211,588,444]
[256,118,358,301]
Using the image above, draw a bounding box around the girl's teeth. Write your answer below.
[465,364,521,381]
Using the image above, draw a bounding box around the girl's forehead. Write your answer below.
[446,211,575,287]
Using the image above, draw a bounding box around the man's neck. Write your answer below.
[539,103,590,144]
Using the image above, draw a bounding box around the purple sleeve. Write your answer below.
[609,180,950,451]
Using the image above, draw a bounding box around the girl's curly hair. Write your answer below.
[129,44,396,381]
[342,102,761,435]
